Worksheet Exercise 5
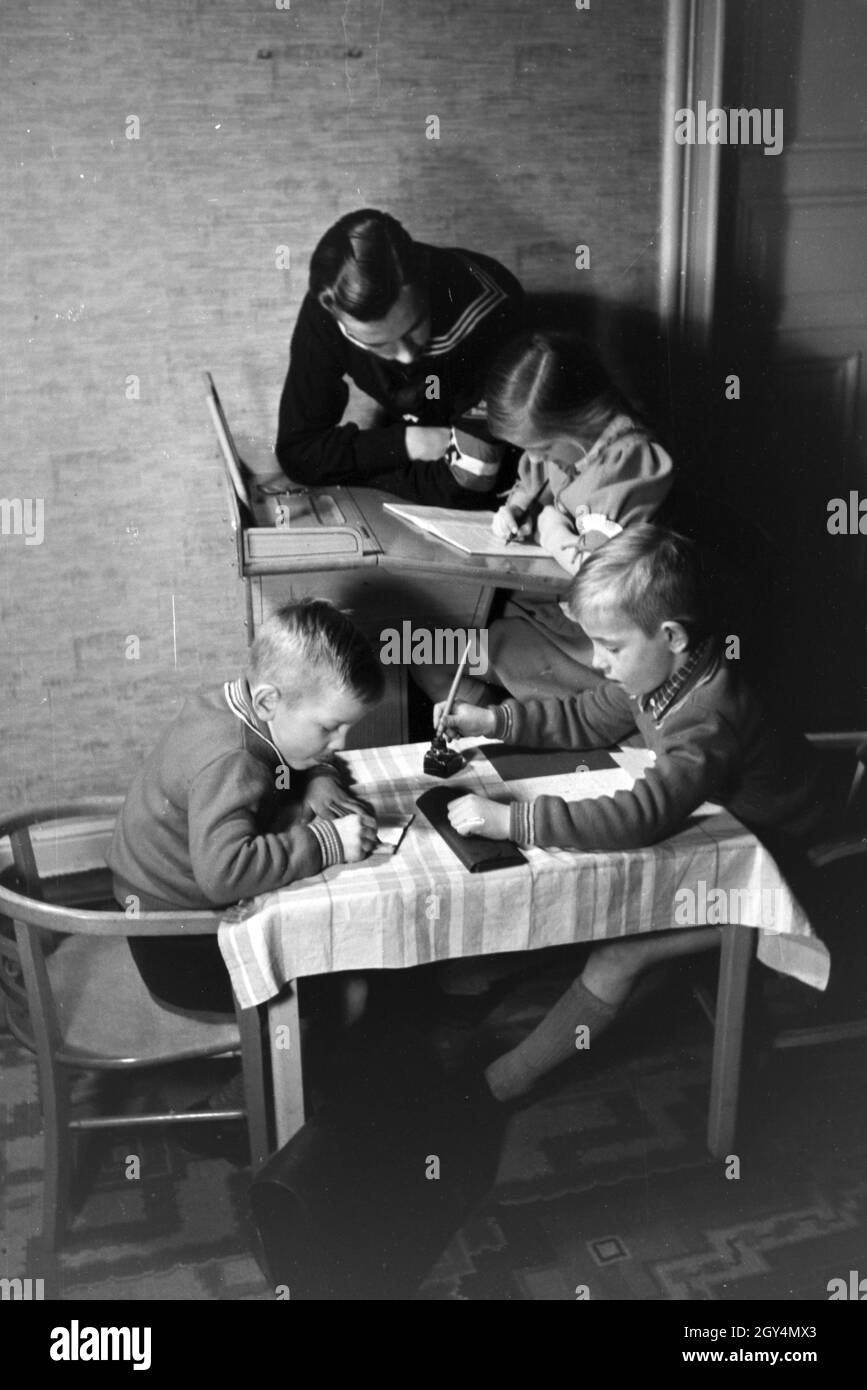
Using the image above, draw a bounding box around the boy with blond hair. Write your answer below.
[109,599,383,1016]
[437,525,827,1103]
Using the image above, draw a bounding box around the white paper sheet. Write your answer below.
[504,768,637,802]
[383,503,547,558]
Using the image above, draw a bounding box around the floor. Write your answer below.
[2,949,866,1301]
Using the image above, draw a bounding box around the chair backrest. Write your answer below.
[0,803,223,938]
[845,743,867,821]
[806,734,867,824]
[0,802,225,1063]
[1,798,123,901]
[802,735,867,872]
[1,803,127,1037]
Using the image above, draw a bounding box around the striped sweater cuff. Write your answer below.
[510,801,535,846]
[309,818,345,869]
[490,703,514,740]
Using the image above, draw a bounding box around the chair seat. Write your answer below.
[46,935,240,1065]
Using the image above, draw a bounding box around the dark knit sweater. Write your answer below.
[275,244,524,505]
[107,678,344,911]
[490,646,826,853]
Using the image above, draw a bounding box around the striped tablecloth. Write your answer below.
[218,739,830,1009]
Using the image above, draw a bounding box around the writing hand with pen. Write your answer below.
[303,773,379,860]
[492,478,549,545]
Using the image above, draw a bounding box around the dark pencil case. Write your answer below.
[415,787,527,873]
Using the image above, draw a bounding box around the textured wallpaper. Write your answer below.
[1,0,665,803]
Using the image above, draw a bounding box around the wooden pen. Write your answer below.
[435,643,473,737]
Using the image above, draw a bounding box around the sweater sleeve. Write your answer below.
[510,710,740,851]
[275,294,412,488]
[491,682,638,750]
[558,436,674,537]
[187,751,343,904]
[358,451,508,508]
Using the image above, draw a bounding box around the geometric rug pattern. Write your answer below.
[3,973,866,1301]
[418,1031,867,1300]
[0,1034,271,1301]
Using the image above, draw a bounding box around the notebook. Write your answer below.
[383,502,548,558]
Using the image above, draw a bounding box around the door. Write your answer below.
[716,0,867,728]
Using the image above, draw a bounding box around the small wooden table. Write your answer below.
[219,739,829,1159]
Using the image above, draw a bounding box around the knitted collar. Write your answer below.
[637,638,716,725]
[223,677,283,762]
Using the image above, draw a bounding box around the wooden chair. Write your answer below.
[702,733,867,1155]
[0,798,271,1249]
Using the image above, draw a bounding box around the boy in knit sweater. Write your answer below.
[109,600,384,1016]
[435,525,826,1104]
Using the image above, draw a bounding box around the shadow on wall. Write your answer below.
[525,278,865,731]
[523,291,781,702]
[507,1,866,729]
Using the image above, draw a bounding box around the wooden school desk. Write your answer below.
[222,462,569,748]
[218,738,829,1160]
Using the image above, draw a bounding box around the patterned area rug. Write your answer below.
[0,1038,271,1301]
[419,1039,867,1300]
[2,962,866,1302]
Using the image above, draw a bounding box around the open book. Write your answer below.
[383,502,548,558]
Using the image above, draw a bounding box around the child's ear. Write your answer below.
[250,683,280,721]
[661,620,691,654]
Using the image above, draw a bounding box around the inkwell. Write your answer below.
[423,645,471,778]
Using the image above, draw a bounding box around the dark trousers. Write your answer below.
[127,934,235,1016]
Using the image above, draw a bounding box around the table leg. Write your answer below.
[707,925,755,1158]
[236,1001,270,1175]
[267,982,306,1150]
[471,584,496,627]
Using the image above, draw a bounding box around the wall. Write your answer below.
[1,0,666,804]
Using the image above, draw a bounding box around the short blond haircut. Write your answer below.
[247,599,384,706]
[564,524,712,639]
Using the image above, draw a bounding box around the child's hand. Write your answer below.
[405,425,452,461]
[333,810,378,863]
[305,774,365,820]
[432,701,496,739]
[447,794,510,839]
[492,503,534,543]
